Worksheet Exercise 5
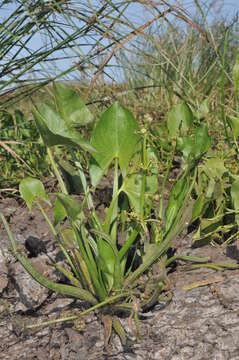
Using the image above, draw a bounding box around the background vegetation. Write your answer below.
[0,1,238,192]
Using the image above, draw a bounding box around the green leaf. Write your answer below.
[98,238,116,290]
[196,98,210,120]
[206,178,216,198]
[53,83,93,126]
[122,172,157,213]
[194,124,211,158]
[90,102,140,186]
[178,124,211,163]
[121,147,158,213]
[167,102,193,138]
[53,198,67,225]
[56,193,82,221]
[177,137,194,161]
[164,175,188,234]
[204,158,227,179]
[33,103,95,153]
[192,194,204,221]
[98,238,115,276]
[19,177,50,210]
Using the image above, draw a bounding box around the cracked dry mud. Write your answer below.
[1,197,239,359]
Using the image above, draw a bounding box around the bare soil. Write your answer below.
[1,185,239,360]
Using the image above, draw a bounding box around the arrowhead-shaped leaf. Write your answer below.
[33,103,95,153]
[90,102,140,186]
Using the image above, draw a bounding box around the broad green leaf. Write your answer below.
[177,136,194,161]
[167,102,193,138]
[56,193,82,221]
[228,116,239,138]
[121,147,158,213]
[33,103,95,153]
[90,102,140,186]
[53,198,67,225]
[19,177,50,210]
[98,238,115,276]
[194,124,211,158]
[122,172,158,213]
[231,178,239,226]
[98,238,115,290]
[53,83,93,126]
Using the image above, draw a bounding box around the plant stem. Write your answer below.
[36,200,78,277]
[70,149,102,230]
[47,147,68,194]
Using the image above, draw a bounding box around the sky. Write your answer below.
[0,0,238,85]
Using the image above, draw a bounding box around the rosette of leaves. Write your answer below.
[1,88,213,344]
